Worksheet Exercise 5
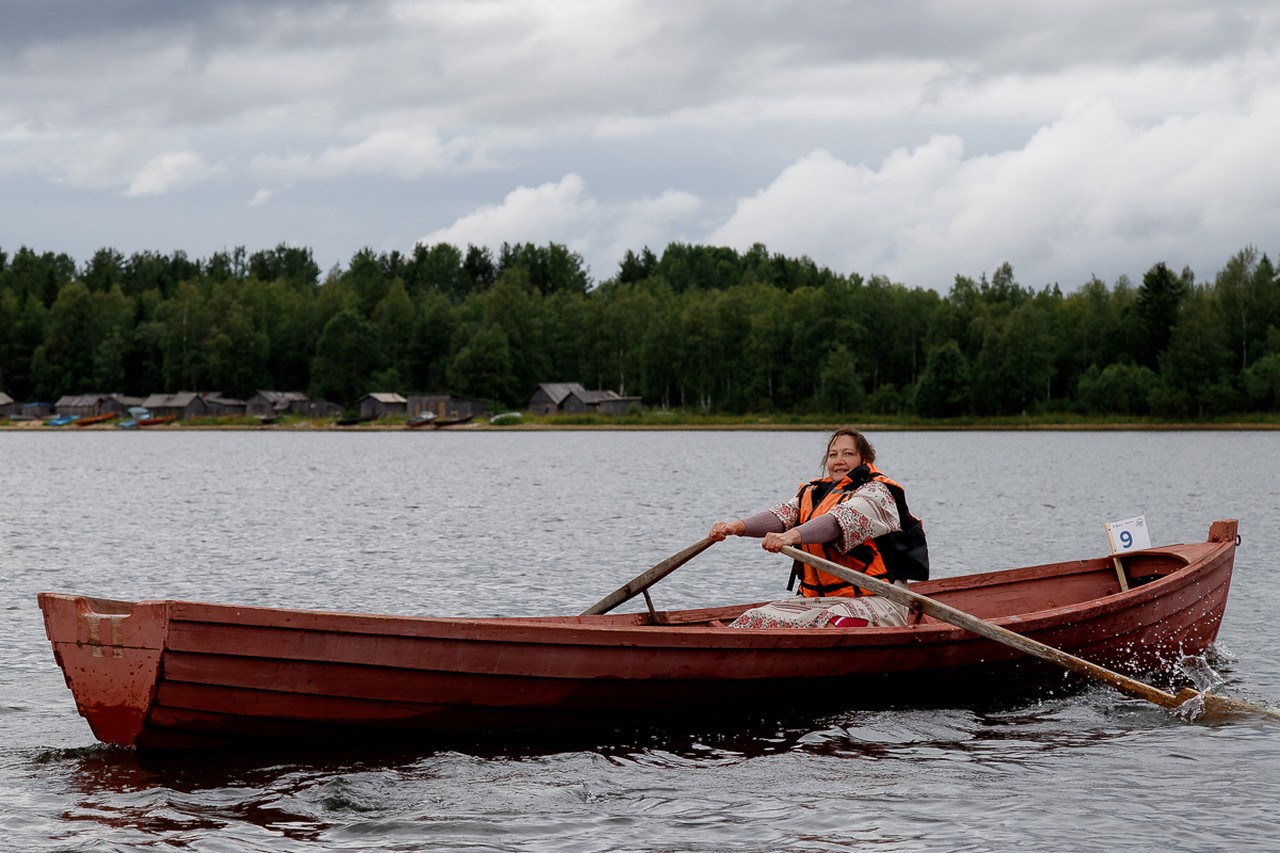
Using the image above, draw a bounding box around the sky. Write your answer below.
[3,0,1279,292]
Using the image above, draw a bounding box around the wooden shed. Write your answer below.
[245,391,310,418]
[202,393,247,417]
[141,392,208,421]
[54,394,114,417]
[359,392,408,419]
[407,394,488,420]
[528,383,642,415]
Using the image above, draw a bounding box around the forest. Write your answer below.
[1,239,1278,420]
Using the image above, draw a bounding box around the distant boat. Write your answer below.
[433,413,475,428]
[120,411,177,427]
[72,412,118,427]
[404,413,438,429]
[45,415,80,427]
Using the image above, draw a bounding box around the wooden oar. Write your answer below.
[580,537,716,616]
[780,545,1280,722]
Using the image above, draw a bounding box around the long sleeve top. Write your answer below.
[740,478,900,553]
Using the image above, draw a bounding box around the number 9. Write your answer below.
[1120,530,1133,549]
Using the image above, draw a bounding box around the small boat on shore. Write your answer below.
[72,412,118,427]
[404,413,438,429]
[38,520,1238,750]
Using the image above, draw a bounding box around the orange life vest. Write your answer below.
[788,465,908,598]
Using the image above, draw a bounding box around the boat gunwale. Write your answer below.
[41,539,1226,655]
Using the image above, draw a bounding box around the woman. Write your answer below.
[708,427,924,628]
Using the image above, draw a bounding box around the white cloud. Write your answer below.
[419,175,703,278]
[707,91,1280,288]
[420,174,597,251]
[248,187,274,207]
[251,126,477,180]
[124,149,221,196]
[23,131,220,196]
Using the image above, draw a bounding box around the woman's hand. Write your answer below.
[761,529,801,552]
[708,519,746,541]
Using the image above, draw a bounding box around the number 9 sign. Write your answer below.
[1105,515,1151,553]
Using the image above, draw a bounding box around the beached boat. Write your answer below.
[38,520,1238,750]
[404,413,438,429]
[72,412,118,427]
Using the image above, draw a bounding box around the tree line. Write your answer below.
[1,239,1278,418]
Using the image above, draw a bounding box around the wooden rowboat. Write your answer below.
[38,520,1238,750]
[72,412,118,427]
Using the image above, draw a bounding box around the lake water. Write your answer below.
[3,429,1278,852]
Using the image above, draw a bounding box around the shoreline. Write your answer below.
[6,420,1280,432]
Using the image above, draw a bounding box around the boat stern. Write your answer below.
[37,593,167,746]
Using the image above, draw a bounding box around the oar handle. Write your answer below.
[580,537,716,617]
[773,545,1274,717]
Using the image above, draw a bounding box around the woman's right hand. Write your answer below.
[709,519,746,541]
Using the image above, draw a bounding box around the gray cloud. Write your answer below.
[2,1,1278,287]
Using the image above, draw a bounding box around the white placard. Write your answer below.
[1104,515,1151,554]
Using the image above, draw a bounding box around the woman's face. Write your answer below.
[825,434,863,480]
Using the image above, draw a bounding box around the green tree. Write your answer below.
[818,343,864,413]
[1157,287,1232,417]
[406,242,469,302]
[971,300,1055,415]
[30,282,119,397]
[499,242,591,297]
[914,340,970,418]
[372,279,416,388]
[447,322,516,404]
[1242,352,1280,411]
[310,309,382,406]
[1076,363,1157,415]
[6,247,76,308]
[248,244,320,290]
[205,300,270,398]
[156,281,210,391]
[1135,261,1190,369]
[408,289,457,390]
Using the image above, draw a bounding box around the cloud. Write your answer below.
[125,149,221,196]
[420,174,596,250]
[251,126,477,180]
[706,91,1280,289]
[3,2,1280,286]
[15,129,221,196]
[418,174,702,278]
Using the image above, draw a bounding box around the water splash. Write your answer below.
[1178,654,1226,693]
[1173,655,1228,721]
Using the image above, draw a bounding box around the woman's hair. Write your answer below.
[822,427,876,472]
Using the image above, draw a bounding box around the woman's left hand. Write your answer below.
[761,530,801,553]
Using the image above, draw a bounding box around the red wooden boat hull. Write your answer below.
[72,412,118,427]
[39,520,1237,749]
